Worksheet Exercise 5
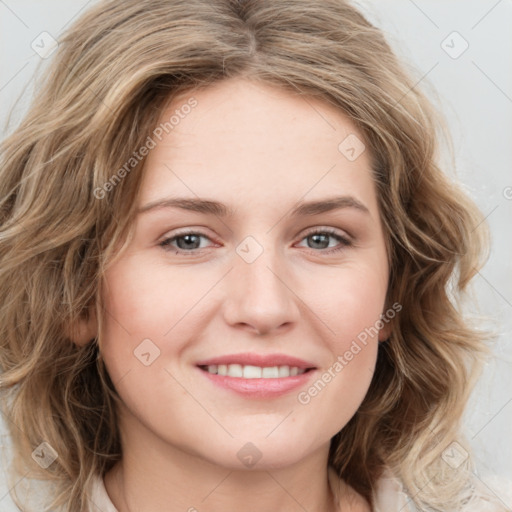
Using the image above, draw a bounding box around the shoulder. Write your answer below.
[89,474,119,512]
[328,465,412,512]
[459,475,512,512]
[372,470,511,512]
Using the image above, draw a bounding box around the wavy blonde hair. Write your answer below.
[0,0,493,510]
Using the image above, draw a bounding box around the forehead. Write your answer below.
[139,77,378,218]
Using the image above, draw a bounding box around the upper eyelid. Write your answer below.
[300,226,352,239]
[161,226,350,238]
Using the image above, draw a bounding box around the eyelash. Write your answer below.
[158,228,352,256]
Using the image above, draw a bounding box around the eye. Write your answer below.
[159,227,352,256]
[159,230,216,255]
[295,228,352,254]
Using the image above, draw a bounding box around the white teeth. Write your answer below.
[278,365,290,377]
[262,366,279,378]
[226,364,243,377]
[243,365,262,378]
[205,364,307,378]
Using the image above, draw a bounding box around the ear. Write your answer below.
[66,307,98,346]
[378,319,392,342]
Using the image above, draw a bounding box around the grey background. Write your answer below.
[1,0,511,509]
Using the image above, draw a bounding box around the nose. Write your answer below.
[221,242,300,336]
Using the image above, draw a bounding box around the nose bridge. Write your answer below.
[222,234,299,334]
[239,239,284,298]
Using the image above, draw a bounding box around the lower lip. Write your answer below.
[197,367,316,398]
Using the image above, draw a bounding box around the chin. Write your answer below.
[222,435,319,470]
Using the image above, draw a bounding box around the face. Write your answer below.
[98,77,390,470]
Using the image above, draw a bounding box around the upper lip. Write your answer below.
[196,352,317,370]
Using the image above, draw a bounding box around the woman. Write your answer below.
[0,0,507,510]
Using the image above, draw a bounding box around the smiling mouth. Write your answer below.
[197,364,316,379]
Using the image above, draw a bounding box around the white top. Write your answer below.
[88,467,510,511]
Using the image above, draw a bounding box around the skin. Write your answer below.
[79,77,390,511]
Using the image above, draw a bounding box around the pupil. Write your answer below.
[178,234,200,250]
[310,233,328,249]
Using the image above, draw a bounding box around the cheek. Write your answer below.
[298,262,385,400]
[98,259,188,425]
[98,254,220,392]
[100,255,199,344]
[99,256,168,381]
[301,260,388,348]
[297,302,380,433]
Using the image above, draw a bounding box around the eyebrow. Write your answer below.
[138,195,369,217]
